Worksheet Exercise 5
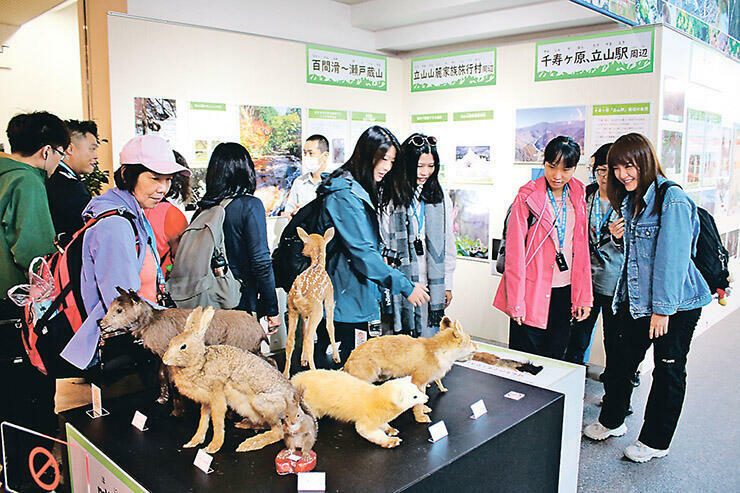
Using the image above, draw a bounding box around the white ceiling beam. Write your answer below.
[351,0,546,31]
[372,0,611,52]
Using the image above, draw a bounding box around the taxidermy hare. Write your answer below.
[343,317,476,423]
[163,307,310,454]
[284,227,340,376]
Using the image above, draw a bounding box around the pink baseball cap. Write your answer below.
[119,135,190,176]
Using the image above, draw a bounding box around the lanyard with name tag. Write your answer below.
[547,185,569,272]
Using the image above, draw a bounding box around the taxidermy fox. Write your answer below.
[163,307,310,454]
[343,317,476,423]
[291,370,427,448]
[284,227,340,376]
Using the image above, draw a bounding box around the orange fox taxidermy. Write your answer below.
[284,227,340,376]
[291,370,427,448]
[343,317,476,423]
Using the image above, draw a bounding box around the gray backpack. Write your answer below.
[167,199,242,309]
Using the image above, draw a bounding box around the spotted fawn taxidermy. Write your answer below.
[284,227,340,376]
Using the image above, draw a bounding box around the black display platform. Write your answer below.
[61,365,564,492]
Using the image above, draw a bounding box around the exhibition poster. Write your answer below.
[350,111,386,149]
[442,111,495,184]
[239,105,302,216]
[134,97,177,143]
[515,106,586,163]
[306,45,387,91]
[702,112,723,188]
[685,108,706,187]
[591,103,651,151]
[720,127,732,180]
[449,189,490,260]
[662,76,686,122]
[730,124,740,215]
[66,423,147,493]
[410,113,453,181]
[411,48,496,92]
[188,101,239,142]
[306,109,349,171]
[535,27,654,81]
[661,130,684,175]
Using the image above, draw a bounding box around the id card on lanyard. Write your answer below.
[141,214,171,306]
[410,199,425,256]
[591,196,613,244]
[547,185,569,272]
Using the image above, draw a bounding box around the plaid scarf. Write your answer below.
[386,197,447,336]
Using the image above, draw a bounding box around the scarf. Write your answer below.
[386,193,447,336]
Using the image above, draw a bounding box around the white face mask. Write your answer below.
[302,155,321,174]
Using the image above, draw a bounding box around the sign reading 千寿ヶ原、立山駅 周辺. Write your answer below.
[411,48,496,92]
[535,27,654,82]
[307,45,387,91]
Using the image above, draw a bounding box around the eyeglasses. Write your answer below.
[591,167,608,177]
[410,135,437,147]
[50,146,66,158]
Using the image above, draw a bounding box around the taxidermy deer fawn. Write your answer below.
[283,227,340,376]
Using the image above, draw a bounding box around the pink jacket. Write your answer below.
[493,176,593,329]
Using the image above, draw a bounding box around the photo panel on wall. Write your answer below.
[514,106,586,164]
[448,188,492,262]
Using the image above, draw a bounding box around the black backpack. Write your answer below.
[272,194,338,291]
[657,181,730,295]
[495,203,537,274]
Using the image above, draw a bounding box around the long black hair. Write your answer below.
[200,142,256,207]
[331,125,408,209]
[400,133,443,206]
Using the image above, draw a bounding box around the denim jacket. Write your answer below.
[613,176,711,318]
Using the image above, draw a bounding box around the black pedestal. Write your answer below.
[61,365,563,492]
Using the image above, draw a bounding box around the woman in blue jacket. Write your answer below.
[314,126,430,366]
[583,133,711,463]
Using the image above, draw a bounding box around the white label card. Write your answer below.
[297,471,326,492]
[91,384,102,415]
[288,453,302,462]
[193,449,214,474]
[428,421,449,442]
[131,411,148,431]
[505,391,525,401]
[354,329,367,348]
[470,399,487,419]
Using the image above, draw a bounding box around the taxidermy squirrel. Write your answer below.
[100,288,271,415]
[284,227,340,376]
[282,394,318,459]
[343,317,476,423]
[291,370,427,448]
[471,351,543,375]
[163,307,311,454]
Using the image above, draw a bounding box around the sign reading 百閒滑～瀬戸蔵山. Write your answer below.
[307,45,387,91]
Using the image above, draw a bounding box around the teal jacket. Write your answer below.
[0,156,56,298]
[318,172,415,323]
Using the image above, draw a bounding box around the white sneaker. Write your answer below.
[623,441,669,463]
[583,421,627,441]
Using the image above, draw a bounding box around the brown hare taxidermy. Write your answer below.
[99,288,272,415]
[471,351,543,375]
[291,370,427,448]
[343,317,476,423]
[284,227,340,376]
[162,307,311,454]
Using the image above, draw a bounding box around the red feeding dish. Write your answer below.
[275,449,317,475]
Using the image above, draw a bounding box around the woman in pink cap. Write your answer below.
[60,134,189,370]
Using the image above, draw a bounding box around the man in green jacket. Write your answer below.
[0,111,69,445]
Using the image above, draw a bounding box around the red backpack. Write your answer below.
[12,209,138,376]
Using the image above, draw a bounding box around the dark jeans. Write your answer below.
[599,306,702,450]
[315,319,370,369]
[564,292,616,365]
[509,285,572,361]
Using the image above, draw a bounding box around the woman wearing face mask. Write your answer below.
[382,133,456,337]
[61,135,190,370]
[313,126,430,366]
[493,136,592,360]
[583,133,711,463]
[564,143,624,366]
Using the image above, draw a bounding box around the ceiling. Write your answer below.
[330,0,619,53]
[0,0,69,43]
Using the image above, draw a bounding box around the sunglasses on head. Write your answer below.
[410,135,437,147]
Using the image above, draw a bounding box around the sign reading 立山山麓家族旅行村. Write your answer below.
[307,45,387,91]
[535,27,654,81]
[411,48,496,92]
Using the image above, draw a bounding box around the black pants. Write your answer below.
[314,320,370,369]
[509,285,572,361]
[599,306,702,450]
[564,292,616,365]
